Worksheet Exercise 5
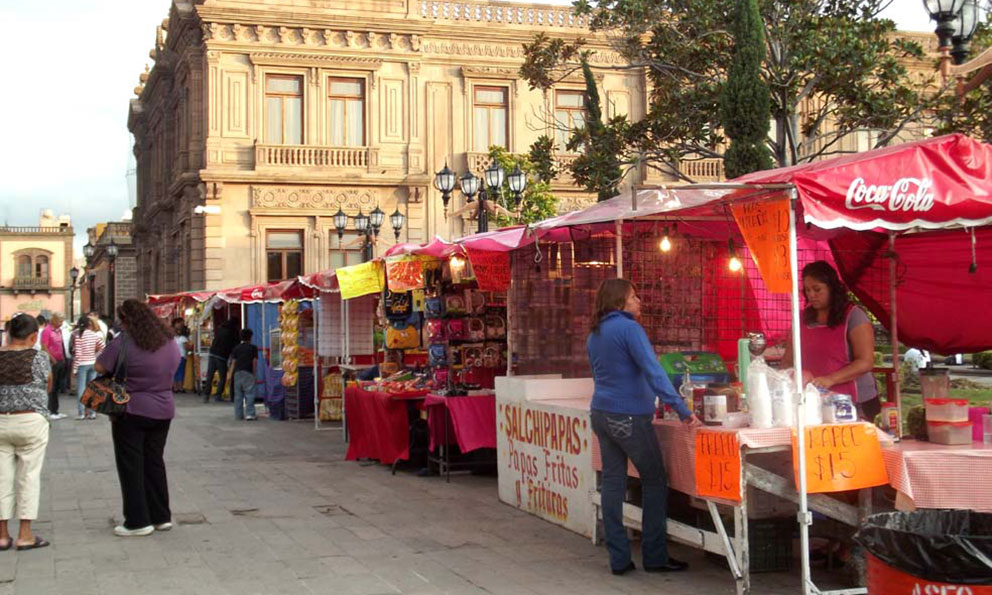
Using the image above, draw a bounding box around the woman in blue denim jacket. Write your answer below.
[587,278,701,575]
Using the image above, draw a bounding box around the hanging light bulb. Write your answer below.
[728,237,743,273]
[659,225,672,252]
[450,254,466,271]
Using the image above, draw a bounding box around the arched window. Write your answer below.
[17,255,32,278]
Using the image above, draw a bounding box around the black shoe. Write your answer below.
[644,558,689,573]
[611,561,636,575]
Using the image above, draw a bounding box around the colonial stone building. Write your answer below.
[0,211,75,325]
[128,0,646,295]
[82,222,138,318]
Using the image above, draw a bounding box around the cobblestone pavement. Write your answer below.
[0,394,819,595]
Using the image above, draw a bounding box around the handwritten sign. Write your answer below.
[695,430,742,502]
[791,423,888,494]
[732,198,792,293]
[336,261,384,300]
[466,248,510,292]
[385,256,425,292]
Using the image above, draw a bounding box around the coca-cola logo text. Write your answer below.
[845,177,935,213]
[250,289,264,299]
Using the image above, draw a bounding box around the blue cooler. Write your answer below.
[658,351,731,391]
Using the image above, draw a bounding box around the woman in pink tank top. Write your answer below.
[783,261,879,421]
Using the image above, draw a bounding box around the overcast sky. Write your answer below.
[0,0,942,256]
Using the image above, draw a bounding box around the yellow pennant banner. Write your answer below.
[336,261,384,300]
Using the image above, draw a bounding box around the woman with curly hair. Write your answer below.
[783,260,878,420]
[95,299,180,537]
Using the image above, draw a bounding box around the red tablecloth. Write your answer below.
[881,439,992,512]
[425,393,496,454]
[344,385,426,464]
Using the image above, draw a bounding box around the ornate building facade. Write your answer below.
[128,0,645,294]
[0,211,75,325]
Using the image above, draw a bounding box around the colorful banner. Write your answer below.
[792,423,888,494]
[695,430,742,502]
[385,256,426,292]
[336,261,384,300]
[732,198,792,294]
[465,248,511,292]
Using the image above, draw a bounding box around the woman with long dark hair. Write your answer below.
[95,300,180,537]
[783,260,878,420]
[0,314,52,550]
[587,279,701,575]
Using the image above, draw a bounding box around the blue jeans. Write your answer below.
[76,364,98,416]
[233,371,256,419]
[591,410,670,571]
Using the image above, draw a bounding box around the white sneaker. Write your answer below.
[114,525,154,537]
[154,522,173,531]
[86,413,97,420]
[245,416,257,421]
[76,415,86,421]
[50,413,66,420]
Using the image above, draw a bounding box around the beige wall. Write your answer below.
[0,239,69,286]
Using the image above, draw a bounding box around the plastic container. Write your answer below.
[925,398,970,422]
[703,394,728,423]
[822,393,856,424]
[919,368,950,400]
[926,420,973,445]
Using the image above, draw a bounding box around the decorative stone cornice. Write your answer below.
[460,66,519,80]
[201,22,423,54]
[249,52,383,70]
[251,186,380,212]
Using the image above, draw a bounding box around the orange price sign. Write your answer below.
[792,423,888,494]
[695,430,742,502]
[731,198,792,294]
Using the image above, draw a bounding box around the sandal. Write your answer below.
[0,538,11,551]
[16,536,49,551]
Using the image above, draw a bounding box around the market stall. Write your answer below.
[483,134,992,595]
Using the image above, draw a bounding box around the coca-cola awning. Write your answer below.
[733,134,992,231]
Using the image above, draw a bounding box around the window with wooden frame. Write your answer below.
[555,90,587,152]
[328,232,364,270]
[473,86,508,152]
[327,78,365,147]
[13,249,52,283]
[264,75,304,145]
[266,230,304,282]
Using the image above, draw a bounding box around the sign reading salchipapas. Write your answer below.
[695,430,742,502]
[791,423,888,494]
[496,401,593,537]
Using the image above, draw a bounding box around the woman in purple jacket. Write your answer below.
[587,279,701,575]
[96,300,180,537]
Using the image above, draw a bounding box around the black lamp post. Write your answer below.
[82,242,95,314]
[353,209,372,262]
[435,160,527,234]
[507,164,527,209]
[333,208,349,243]
[69,266,79,321]
[435,163,456,214]
[107,240,119,318]
[390,209,406,241]
[480,161,506,234]
[87,273,96,316]
[923,0,968,52]
[949,0,980,65]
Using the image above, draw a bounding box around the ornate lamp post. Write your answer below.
[436,161,526,234]
[82,242,95,314]
[354,209,372,262]
[390,209,406,241]
[434,163,456,215]
[332,208,349,245]
[69,266,79,321]
[507,164,528,210]
[923,0,967,51]
[949,0,980,65]
[925,0,990,99]
[107,240,119,318]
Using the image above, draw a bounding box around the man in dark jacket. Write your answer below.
[203,319,238,403]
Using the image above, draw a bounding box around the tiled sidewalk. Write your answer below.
[0,394,812,594]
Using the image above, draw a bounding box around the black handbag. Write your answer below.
[80,336,130,415]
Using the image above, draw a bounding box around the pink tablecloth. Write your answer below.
[344,386,426,465]
[881,439,992,512]
[425,393,496,454]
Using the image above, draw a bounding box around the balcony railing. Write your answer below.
[420,0,589,29]
[0,226,72,234]
[255,144,379,170]
[677,157,725,183]
[12,276,51,290]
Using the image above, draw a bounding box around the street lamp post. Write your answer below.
[353,209,372,262]
[82,242,95,315]
[923,0,967,51]
[924,0,988,98]
[949,0,980,65]
[390,209,406,241]
[69,266,79,321]
[435,160,526,235]
[107,240,119,318]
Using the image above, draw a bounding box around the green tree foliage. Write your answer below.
[565,60,625,201]
[933,15,992,142]
[521,0,936,182]
[527,135,558,183]
[485,146,559,227]
[720,0,773,178]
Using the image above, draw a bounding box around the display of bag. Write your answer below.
[384,290,412,321]
[467,317,486,341]
[433,367,449,388]
[445,294,467,315]
[462,343,484,368]
[485,314,506,339]
[449,344,465,369]
[386,322,420,350]
[446,318,467,341]
[425,296,445,319]
[483,343,502,369]
[428,344,448,367]
[426,319,447,343]
[467,290,487,314]
[81,336,130,415]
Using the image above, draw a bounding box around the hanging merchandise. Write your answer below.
[384,290,413,321]
[446,318,467,341]
[386,321,421,350]
[425,296,445,319]
[467,317,486,342]
[320,372,343,421]
[429,343,449,367]
[467,289,487,315]
[445,293,467,316]
[485,314,507,339]
[280,300,302,387]
[426,318,447,343]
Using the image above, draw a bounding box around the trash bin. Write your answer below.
[854,511,992,594]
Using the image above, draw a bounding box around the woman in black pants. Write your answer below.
[96,300,180,537]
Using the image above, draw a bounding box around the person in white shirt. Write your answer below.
[904,348,931,370]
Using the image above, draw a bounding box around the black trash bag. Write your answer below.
[854,510,992,585]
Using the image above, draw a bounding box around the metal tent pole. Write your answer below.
[314,296,321,431]
[889,232,902,432]
[342,296,350,443]
[615,219,624,278]
[787,190,813,595]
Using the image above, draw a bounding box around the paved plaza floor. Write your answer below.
[1,394,824,594]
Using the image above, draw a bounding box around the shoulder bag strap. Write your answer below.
[113,334,129,383]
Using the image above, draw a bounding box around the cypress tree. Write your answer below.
[720,0,773,178]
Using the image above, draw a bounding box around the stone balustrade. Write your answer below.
[420,0,588,29]
[255,144,379,170]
